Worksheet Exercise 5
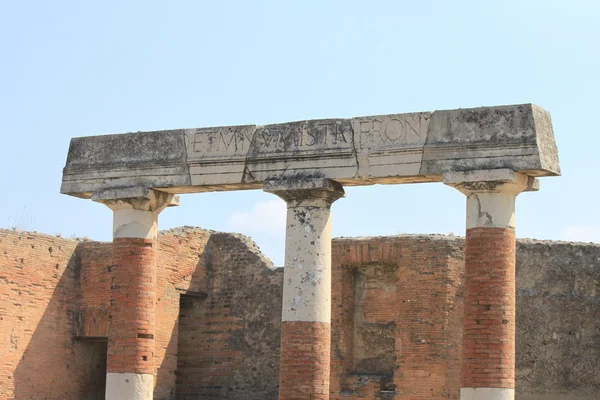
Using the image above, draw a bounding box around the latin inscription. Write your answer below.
[190,114,429,156]
[192,120,352,155]
[193,128,254,153]
[358,114,427,148]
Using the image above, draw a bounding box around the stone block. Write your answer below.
[61,104,560,197]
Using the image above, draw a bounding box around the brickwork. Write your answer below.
[0,230,466,399]
[67,229,213,398]
[331,236,465,399]
[280,321,331,400]
[107,238,157,375]
[77,241,111,337]
[463,228,516,388]
[154,228,211,399]
[173,232,282,400]
[0,230,99,399]
[175,293,244,399]
[69,228,282,399]
[2,228,599,399]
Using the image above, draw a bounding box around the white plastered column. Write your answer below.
[460,388,515,400]
[264,178,345,323]
[93,187,180,241]
[444,169,538,229]
[444,169,537,400]
[105,374,155,400]
[93,187,179,400]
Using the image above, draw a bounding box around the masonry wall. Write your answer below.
[0,227,283,400]
[1,228,599,400]
[330,236,464,399]
[515,240,600,400]
[173,232,282,399]
[73,227,216,399]
[0,230,99,399]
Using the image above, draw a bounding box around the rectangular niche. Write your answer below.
[352,264,398,376]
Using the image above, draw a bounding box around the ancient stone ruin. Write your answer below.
[3,228,600,400]
[2,104,584,400]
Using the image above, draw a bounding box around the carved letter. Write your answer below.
[243,130,255,147]
[334,123,349,144]
[217,131,237,151]
[384,119,404,141]
[318,123,334,145]
[405,117,422,141]
[305,127,316,146]
[360,121,370,134]
[372,119,383,141]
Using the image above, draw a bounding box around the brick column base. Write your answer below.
[108,238,156,375]
[463,228,516,390]
[279,321,331,400]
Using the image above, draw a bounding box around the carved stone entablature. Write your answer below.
[61,104,559,197]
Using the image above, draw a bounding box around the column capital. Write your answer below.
[92,187,180,212]
[443,169,538,230]
[264,178,344,206]
[443,169,539,196]
[92,187,179,240]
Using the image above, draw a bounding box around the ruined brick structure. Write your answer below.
[1,227,598,400]
[330,235,464,398]
[57,103,560,400]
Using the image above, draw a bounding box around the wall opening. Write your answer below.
[75,339,107,400]
[176,293,209,399]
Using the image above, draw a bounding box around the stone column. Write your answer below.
[444,169,538,400]
[92,187,179,400]
[265,178,345,400]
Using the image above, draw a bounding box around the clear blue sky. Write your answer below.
[1,1,598,266]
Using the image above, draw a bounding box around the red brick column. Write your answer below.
[280,322,331,400]
[445,169,537,400]
[108,238,156,375]
[463,228,516,390]
[93,187,178,400]
[265,178,345,400]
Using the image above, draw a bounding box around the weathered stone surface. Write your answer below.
[93,188,179,240]
[516,240,600,400]
[445,170,536,230]
[105,373,153,400]
[461,388,514,400]
[265,178,344,324]
[61,104,559,197]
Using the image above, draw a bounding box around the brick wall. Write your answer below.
[2,228,599,400]
[76,228,282,400]
[330,235,465,399]
[154,227,211,399]
[77,241,111,338]
[76,227,213,399]
[0,230,98,399]
[173,232,282,400]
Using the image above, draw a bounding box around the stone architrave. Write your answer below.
[61,104,559,198]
